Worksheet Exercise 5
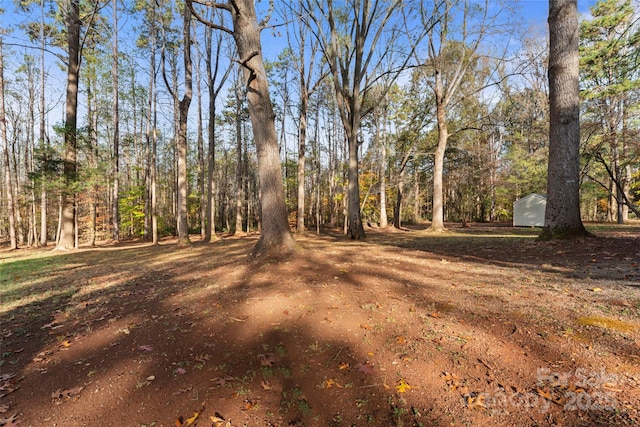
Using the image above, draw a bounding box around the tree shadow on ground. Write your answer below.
[0,231,638,426]
[366,222,640,285]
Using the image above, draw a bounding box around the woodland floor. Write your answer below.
[1,222,639,427]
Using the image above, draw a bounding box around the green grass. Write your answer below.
[0,253,75,313]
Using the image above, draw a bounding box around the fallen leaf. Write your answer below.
[51,386,84,402]
[173,386,193,396]
[41,321,61,329]
[356,362,374,375]
[338,362,350,370]
[537,388,552,400]
[242,399,255,410]
[258,353,277,367]
[324,379,342,389]
[195,354,211,363]
[185,411,200,425]
[138,345,154,352]
[395,379,412,393]
[136,375,155,388]
[441,372,460,391]
[175,367,187,375]
[210,412,231,427]
[592,287,603,293]
[210,375,233,386]
[261,380,272,390]
[465,393,487,410]
[0,413,19,426]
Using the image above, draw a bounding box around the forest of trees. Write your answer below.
[0,0,638,251]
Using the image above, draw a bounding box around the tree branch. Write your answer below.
[188,0,234,35]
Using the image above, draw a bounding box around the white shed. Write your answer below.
[513,193,547,227]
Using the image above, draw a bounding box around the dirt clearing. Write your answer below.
[1,223,639,426]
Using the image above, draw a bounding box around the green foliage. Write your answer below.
[120,186,146,237]
[579,0,640,220]
[580,0,640,100]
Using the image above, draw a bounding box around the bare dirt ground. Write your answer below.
[1,223,639,427]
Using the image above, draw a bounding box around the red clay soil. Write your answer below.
[0,223,639,427]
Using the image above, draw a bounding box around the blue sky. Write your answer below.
[0,0,620,146]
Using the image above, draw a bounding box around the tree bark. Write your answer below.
[297,88,307,232]
[230,0,295,256]
[39,0,48,247]
[204,26,217,241]
[176,5,193,245]
[234,78,244,235]
[540,0,589,240]
[88,79,98,246]
[430,98,447,232]
[112,0,120,242]
[194,32,206,240]
[56,0,80,251]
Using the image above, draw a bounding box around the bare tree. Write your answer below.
[540,0,589,239]
[189,0,295,256]
[111,0,120,242]
[281,3,326,233]
[417,0,508,232]
[161,0,193,246]
[233,67,245,235]
[303,0,428,239]
[204,17,232,242]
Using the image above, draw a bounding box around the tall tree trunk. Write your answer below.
[243,125,250,231]
[231,0,295,256]
[297,89,307,232]
[540,0,589,240]
[0,39,18,250]
[149,11,159,245]
[56,0,80,250]
[430,93,447,232]
[88,80,98,246]
[204,25,217,242]
[413,170,420,223]
[347,138,364,238]
[11,104,25,246]
[203,24,230,242]
[176,6,193,245]
[39,0,48,247]
[194,32,206,239]
[111,0,120,242]
[234,79,244,234]
[204,31,216,241]
[27,62,37,246]
[378,120,388,228]
[394,168,405,229]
